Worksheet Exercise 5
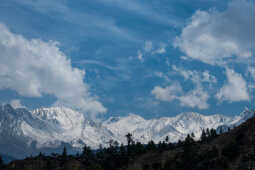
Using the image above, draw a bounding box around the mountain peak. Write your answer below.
[33,106,75,113]
[176,112,203,119]
[105,116,121,124]
[127,113,145,120]
[3,104,15,111]
[31,106,86,132]
[235,108,255,124]
[32,106,83,118]
[0,104,17,116]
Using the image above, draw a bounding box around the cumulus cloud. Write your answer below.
[216,68,250,102]
[151,83,182,102]
[10,99,26,109]
[144,41,153,53]
[247,66,255,81]
[174,0,255,65]
[152,66,216,109]
[172,65,217,85]
[0,23,106,114]
[137,50,144,62]
[152,43,167,55]
[178,88,209,109]
[154,72,170,82]
[137,41,167,62]
[152,83,209,109]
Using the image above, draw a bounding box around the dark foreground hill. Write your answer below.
[2,115,255,170]
[123,116,255,170]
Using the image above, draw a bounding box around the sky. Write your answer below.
[0,0,255,119]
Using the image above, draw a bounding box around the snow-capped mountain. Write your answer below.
[103,112,235,144]
[0,104,254,159]
[0,105,114,158]
[25,107,115,149]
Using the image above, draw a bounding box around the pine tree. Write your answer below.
[62,146,67,157]
[191,132,195,138]
[165,136,169,143]
[62,146,67,161]
[184,134,194,146]
[113,141,119,148]
[125,133,133,146]
[201,129,207,142]
[38,152,44,157]
[0,155,4,168]
[147,140,156,151]
[210,129,217,139]
[206,128,210,138]
[82,144,93,158]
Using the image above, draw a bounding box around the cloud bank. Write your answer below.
[0,23,106,114]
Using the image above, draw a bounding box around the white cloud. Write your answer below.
[152,43,167,55]
[144,41,153,52]
[137,50,144,62]
[216,68,250,102]
[247,66,255,81]
[137,41,167,62]
[152,66,215,109]
[151,83,182,102]
[174,0,255,65]
[172,65,217,85]
[144,41,166,55]
[152,84,209,109]
[0,23,106,115]
[10,99,26,109]
[178,88,209,109]
[154,72,170,82]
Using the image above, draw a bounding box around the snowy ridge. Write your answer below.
[27,106,114,149]
[103,112,234,143]
[0,104,254,152]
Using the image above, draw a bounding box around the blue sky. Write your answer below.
[0,0,255,119]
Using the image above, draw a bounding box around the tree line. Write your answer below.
[0,128,222,170]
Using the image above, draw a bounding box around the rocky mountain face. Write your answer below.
[0,104,254,159]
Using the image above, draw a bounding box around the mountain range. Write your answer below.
[0,104,254,159]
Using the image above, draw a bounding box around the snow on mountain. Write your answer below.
[25,106,114,149]
[0,104,25,136]
[21,107,83,148]
[103,113,146,139]
[0,104,254,158]
[230,107,255,126]
[103,112,234,143]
